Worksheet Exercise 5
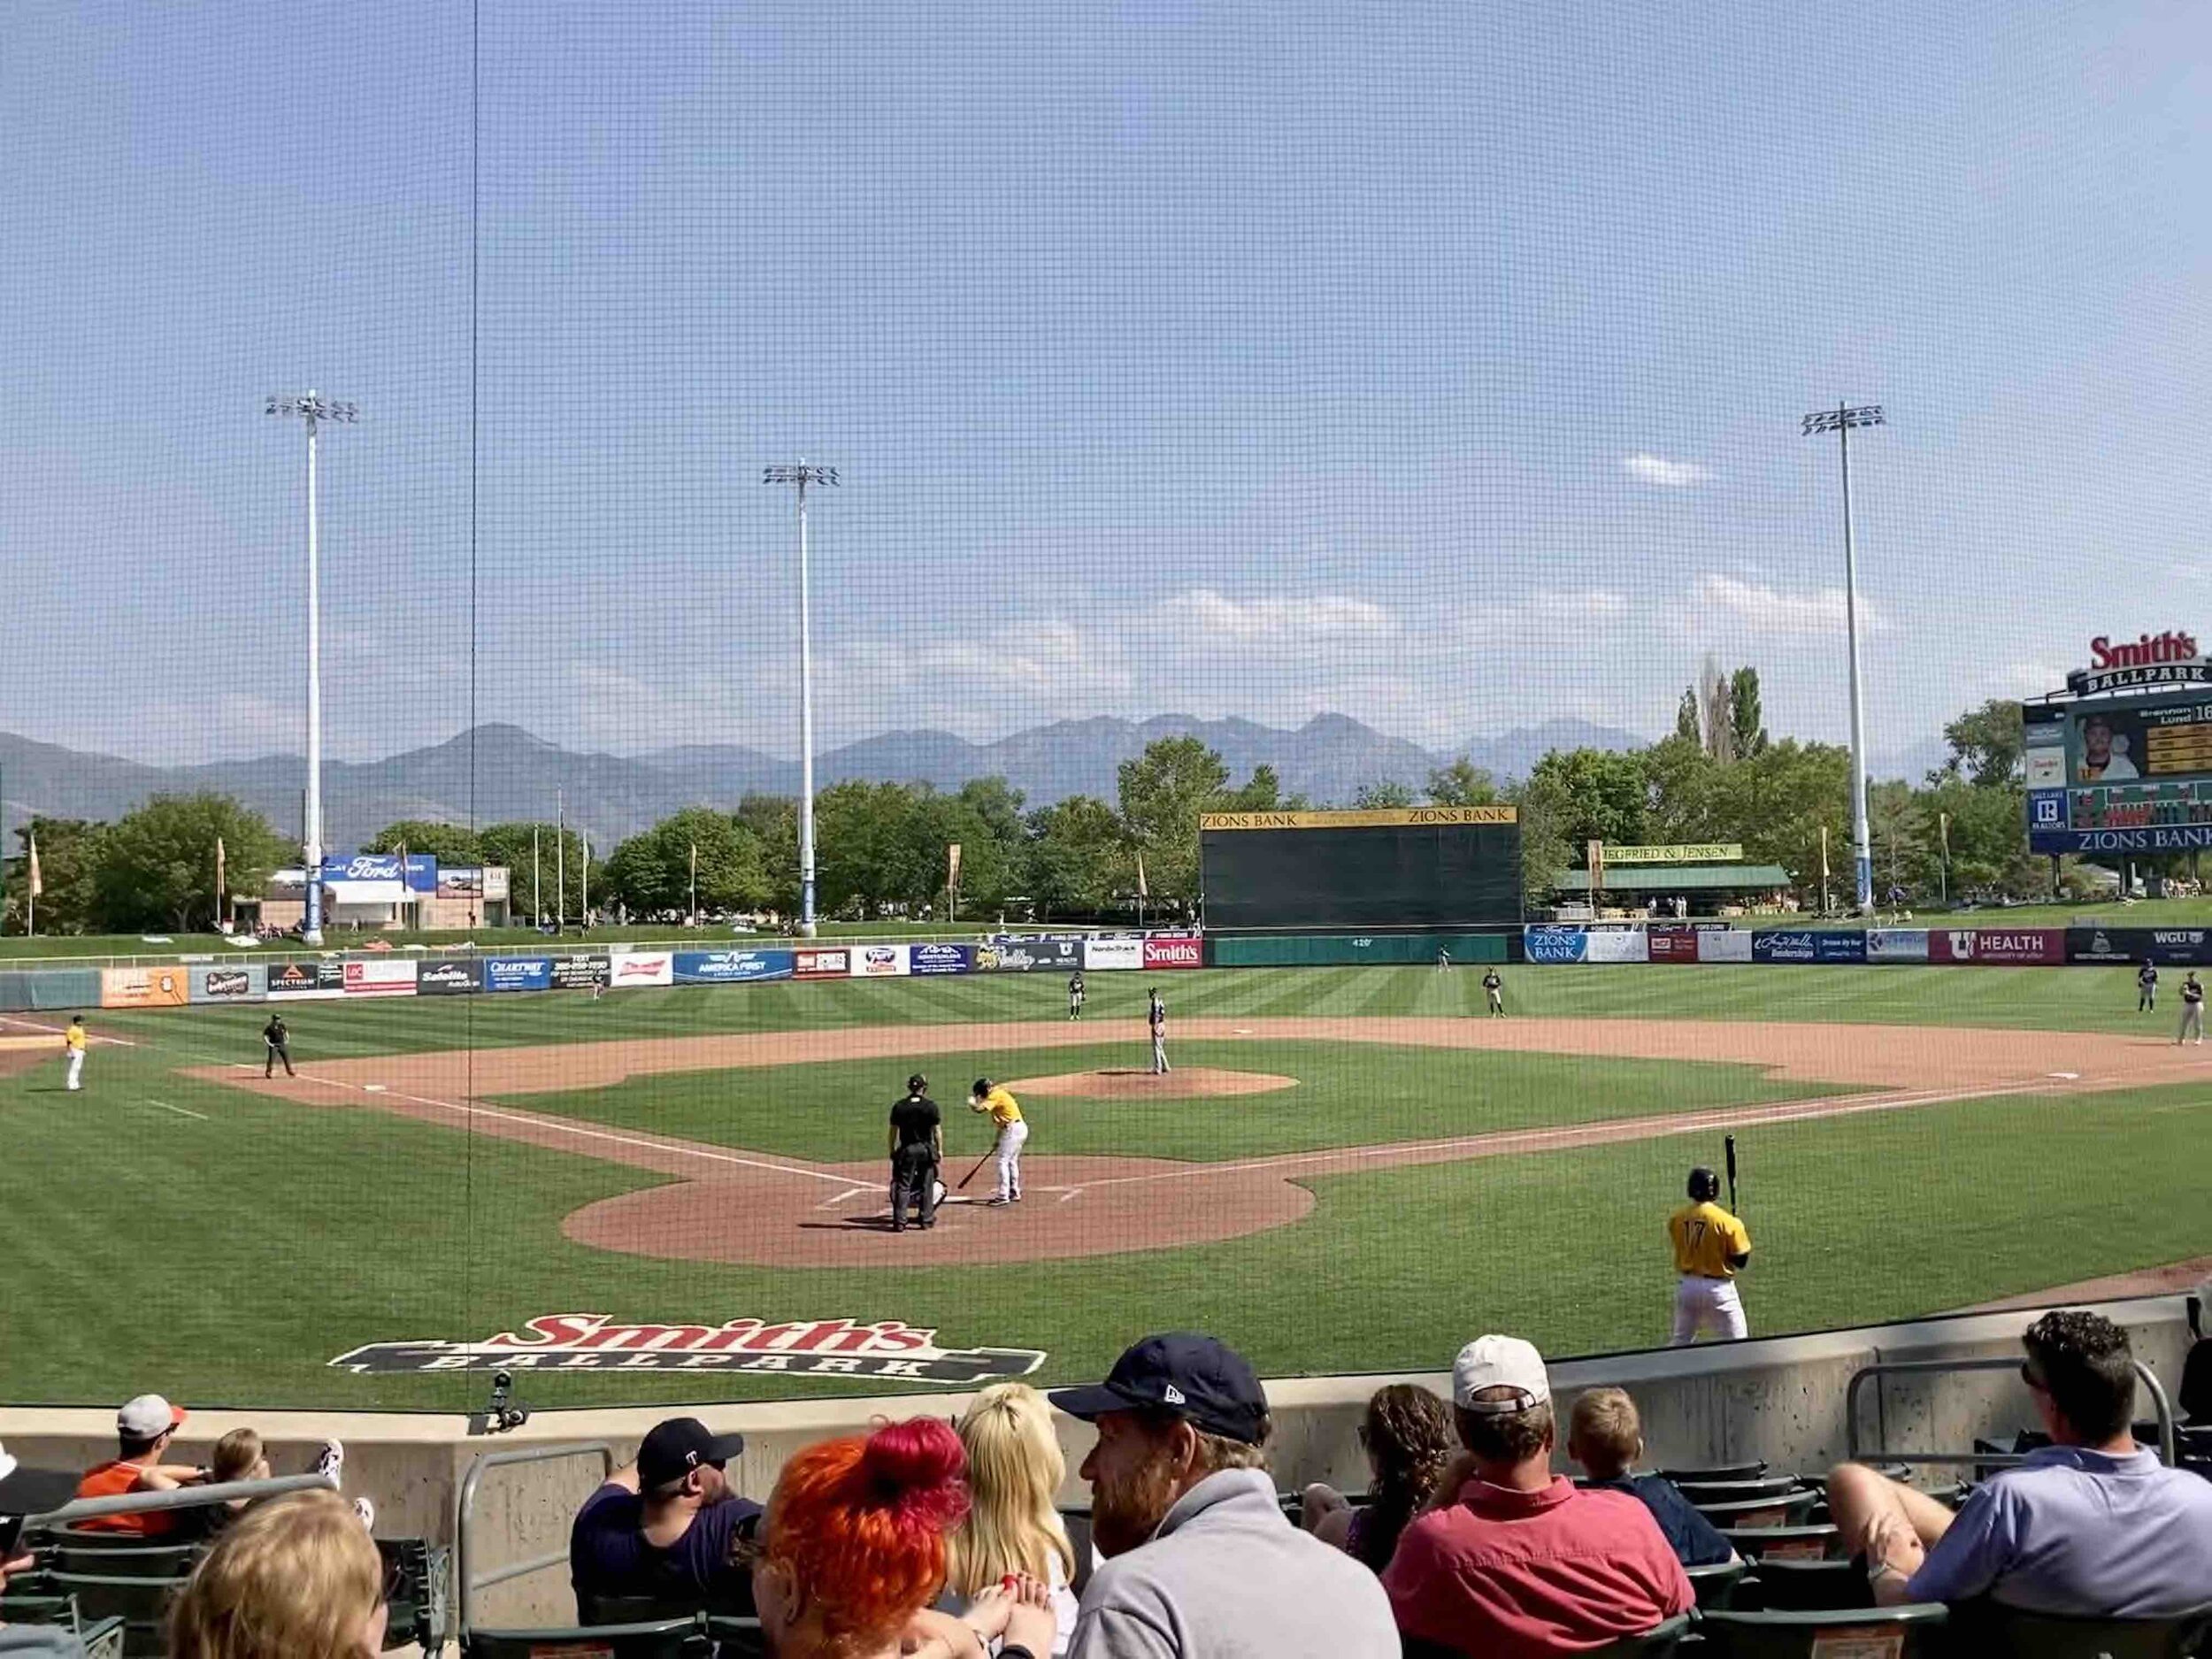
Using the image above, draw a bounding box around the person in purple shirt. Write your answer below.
[570,1417,762,1617]
[1829,1310,2212,1617]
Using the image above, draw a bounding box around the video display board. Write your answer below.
[1201,807,1523,933]
[2024,688,2212,854]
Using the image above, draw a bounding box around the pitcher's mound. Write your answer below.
[1005,1066,1299,1100]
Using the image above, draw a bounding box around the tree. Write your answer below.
[1426,758,1501,806]
[1938,698,2025,788]
[1674,687,1701,748]
[1218,764,1286,812]
[1117,738,1231,904]
[1025,795,1126,918]
[4,817,108,934]
[479,821,590,924]
[1729,666,1769,759]
[361,819,483,865]
[92,795,285,933]
[1522,749,1649,849]
[735,795,799,914]
[603,808,766,918]
[1352,780,1416,809]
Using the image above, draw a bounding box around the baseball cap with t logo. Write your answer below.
[1050,1333,1270,1444]
[636,1417,746,1490]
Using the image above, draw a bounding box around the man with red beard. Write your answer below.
[1050,1333,1397,1657]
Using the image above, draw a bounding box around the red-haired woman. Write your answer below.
[743,1417,1058,1659]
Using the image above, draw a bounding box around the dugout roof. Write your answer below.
[1553,863,1793,894]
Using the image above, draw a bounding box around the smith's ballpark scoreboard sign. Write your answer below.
[2027,631,2212,855]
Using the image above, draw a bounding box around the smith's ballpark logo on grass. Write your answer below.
[328,1313,1047,1384]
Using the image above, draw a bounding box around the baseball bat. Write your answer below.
[1724,1134,1739,1213]
[956,1149,993,1191]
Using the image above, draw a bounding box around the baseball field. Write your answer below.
[4,962,2208,1411]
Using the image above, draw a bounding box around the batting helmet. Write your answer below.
[972,1078,993,1097]
[1687,1167,1722,1202]
[907,1073,928,1095]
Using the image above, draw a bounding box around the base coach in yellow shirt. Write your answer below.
[1668,1165,1751,1344]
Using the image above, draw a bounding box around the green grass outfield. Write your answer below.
[2,964,2206,1410]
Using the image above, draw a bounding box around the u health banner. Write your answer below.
[1930,928,2064,966]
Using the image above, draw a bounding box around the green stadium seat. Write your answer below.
[1952,1601,2212,1658]
[1693,1490,1821,1529]
[40,1570,190,1656]
[1686,1557,1750,1609]
[53,1543,198,1579]
[462,1614,710,1658]
[1694,1603,1948,1657]
[1409,1615,1693,1659]
[1739,1557,1870,1612]
[1718,1524,1844,1561]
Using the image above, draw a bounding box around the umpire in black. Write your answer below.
[887,1073,942,1233]
[262,1012,296,1078]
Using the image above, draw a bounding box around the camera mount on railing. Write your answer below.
[468,1368,532,1437]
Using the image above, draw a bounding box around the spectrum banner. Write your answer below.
[267,960,348,1001]
[1930,928,2065,966]
[1866,929,1931,962]
[608,949,674,987]
[1584,927,1649,964]
[1697,929,1754,964]
[910,942,974,976]
[189,964,266,1002]
[795,948,852,980]
[483,956,554,993]
[849,944,911,979]
[417,958,481,995]
[674,949,795,984]
[1523,926,1587,964]
[1142,935,1203,971]
[342,959,418,997]
[102,965,190,1008]
[1084,935,1145,972]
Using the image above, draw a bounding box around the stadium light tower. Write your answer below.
[764,462,839,938]
[1801,401,1884,914]
[267,391,358,946]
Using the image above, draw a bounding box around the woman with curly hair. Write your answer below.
[745,1417,1057,1659]
[165,1488,386,1658]
[1301,1383,1454,1573]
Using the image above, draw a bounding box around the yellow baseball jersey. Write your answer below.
[1669,1201,1750,1278]
[65,1025,87,1052]
[973,1086,1023,1126]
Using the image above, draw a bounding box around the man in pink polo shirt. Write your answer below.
[1382,1336,1692,1657]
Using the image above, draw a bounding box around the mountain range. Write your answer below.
[0,715,1646,847]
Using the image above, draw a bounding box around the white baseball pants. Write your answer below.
[2181,1004,2205,1044]
[1151,1033,1170,1073]
[1671,1276,1747,1345]
[65,1050,84,1091]
[994,1120,1029,1201]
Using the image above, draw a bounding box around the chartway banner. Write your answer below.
[674,949,795,984]
[329,1312,1047,1386]
[483,956,554,993]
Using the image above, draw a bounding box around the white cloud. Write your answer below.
[1622,452,1711,488]
[1166,588,1396,643]
[1460,588,1632,639]
[1694,572,1885,638]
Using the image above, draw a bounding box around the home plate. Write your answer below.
[364,1084,388,1093]
[2047,1072,2079,1080]
[1234,1028,1254,1034]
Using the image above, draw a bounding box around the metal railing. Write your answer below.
[1846,1356,2177,1469]
[27,1471,336,1528]
[454,1440,614,1642]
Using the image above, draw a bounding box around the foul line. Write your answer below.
[142,1098,209,1121]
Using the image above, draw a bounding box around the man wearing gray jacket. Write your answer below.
[1050,1333,1399,1658]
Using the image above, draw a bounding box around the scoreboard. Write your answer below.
[1199,806,1524,933]
[2024,689,2212,855]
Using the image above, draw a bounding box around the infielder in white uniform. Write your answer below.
[1148,987,1170,1075]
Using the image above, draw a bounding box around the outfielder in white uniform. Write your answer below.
[1667,1166,1751,1344]
[970,1079,1028,1205]
[1148,987,1170,1075]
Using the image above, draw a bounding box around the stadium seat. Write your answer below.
[1594,1612,1694,1655]
[378,1538,448,1653]
[1692,1490,1821,1529]
[1694,1603,1948,1657]
[705,1615,770,1656]
[1739,1557,1870,1612]
[1658,1460,1768,1485]
[53,1543,199,1579]
[1673,1476,1809,1506]
[1719,1524,1843,1561]
[1686,1556,1749,1609]
[40,1570,189,1656]
[462,1613,711,1657]
[1953,1601,2212,1658]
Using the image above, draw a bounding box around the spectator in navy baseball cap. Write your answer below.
[569,1417,759,1618]
[1050,1333,1398,1656]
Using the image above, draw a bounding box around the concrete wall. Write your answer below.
[2,1295,2194,1632]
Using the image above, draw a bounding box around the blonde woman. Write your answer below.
[166,1489,387,1659]
[944,1384,1079,1655]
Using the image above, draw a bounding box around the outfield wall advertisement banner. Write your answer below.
[342,959,418,996]
[1750,931,1818,963]
[484,956,554,993]
[417,958,481,995]
[267,961,347,1000]
[1523,926,1588,964]
[1647,926,1701,962]
[1584,927,1648,964]
[609,949,674,987]
[189,964,265,1002]
[1867,929,1931,962]
[978,938,1083,972]
[910,943,974,976]
[674,949,795,984]
[1697,929,1754,964]
[102,965,190,1008]
[549,954,610,990]
[1930,928,2065,965]
[795,948,851,980]
[1143,935,1203,970]
[849,944,911,978]
[1084,935,1144,971]
[2064,926,2212,965]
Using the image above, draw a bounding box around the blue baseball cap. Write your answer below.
[1049,1333,1270,1444]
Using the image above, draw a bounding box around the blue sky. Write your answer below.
[2,1,2205,767]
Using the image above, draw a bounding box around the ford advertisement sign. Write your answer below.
[674,949,795,984]
[1523,926,1587,964]
[910,943,973,976]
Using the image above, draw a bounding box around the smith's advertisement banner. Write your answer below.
[1142,935,1203,970]
[673,949,795,984]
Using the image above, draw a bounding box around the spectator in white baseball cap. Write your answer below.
[72,1394,207,1536]
[1382,1335,1691,1659]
